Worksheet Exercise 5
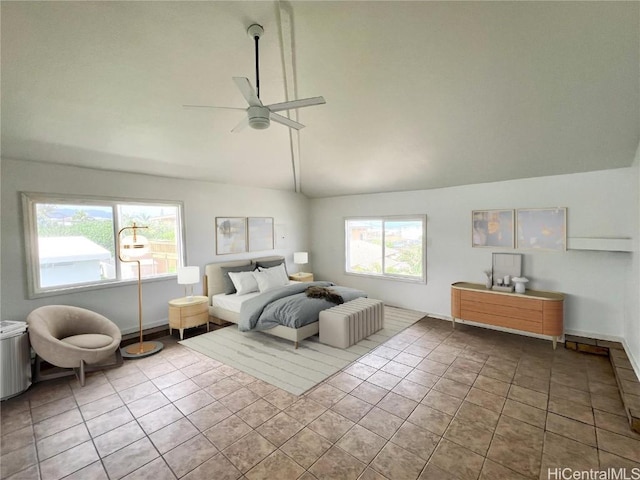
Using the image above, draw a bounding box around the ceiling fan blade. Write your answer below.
[267,96,326,113]
[270,112,305,130]
[183,105,246,111]
[233,77,263,107]
[231,115,249,133]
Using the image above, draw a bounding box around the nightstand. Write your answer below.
[289,272,314,282]
[168,296,209,340]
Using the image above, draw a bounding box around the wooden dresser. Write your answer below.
[451,282,564,348]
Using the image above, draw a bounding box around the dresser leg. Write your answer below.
[452,318,455,330]
[180,329,184,341]
[553,336,557,350]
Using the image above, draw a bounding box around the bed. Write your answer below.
[203,256,366,347]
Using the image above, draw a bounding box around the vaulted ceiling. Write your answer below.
[2,1,638,198]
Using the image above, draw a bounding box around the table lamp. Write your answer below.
[118,223,163,358]
[294,251,309,275]
[178,266,200,300]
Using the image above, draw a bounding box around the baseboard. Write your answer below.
[564,329,624,343]
[120,318,169,336]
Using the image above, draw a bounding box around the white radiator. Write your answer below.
[319,297,385,348]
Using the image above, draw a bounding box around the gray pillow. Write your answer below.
[221,264,256,294]
[255,259,288,276]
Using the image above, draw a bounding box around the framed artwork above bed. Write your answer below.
[215,217,247,255]
[248,217,274,252]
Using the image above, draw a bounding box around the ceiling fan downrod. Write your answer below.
[247,24,264,100]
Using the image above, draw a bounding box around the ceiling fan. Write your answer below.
[184,24,326,132]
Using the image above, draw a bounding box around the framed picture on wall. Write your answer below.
[215,217,247,255]
[472,210,514,248]
[248,217,274,252]
[516,207,567,251]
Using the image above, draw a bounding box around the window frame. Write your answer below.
[22,192,186,299]
[344,214,427,284]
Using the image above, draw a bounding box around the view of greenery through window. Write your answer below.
[29,197,182,292]
[346,217,425,280]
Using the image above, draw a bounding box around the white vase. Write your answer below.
[512,277,529,293]
[485,276,492,289]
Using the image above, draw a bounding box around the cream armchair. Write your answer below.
[27,305,123,386]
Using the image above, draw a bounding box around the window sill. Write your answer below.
[28,274,177,299]
[344,272,426,284]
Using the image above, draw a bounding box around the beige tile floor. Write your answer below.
[2,317,640,480]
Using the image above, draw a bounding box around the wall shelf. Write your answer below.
[567,237,633,252]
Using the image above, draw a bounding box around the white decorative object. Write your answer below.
[483,269,492,289]
[512,277,529,294]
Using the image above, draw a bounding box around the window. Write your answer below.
[345,216,426,282]
[23,193,185,297]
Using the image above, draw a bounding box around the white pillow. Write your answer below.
[228,271,259,295]
[253,268,288,293]
[258,263,289,285]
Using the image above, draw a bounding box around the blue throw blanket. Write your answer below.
[239,281,366,331]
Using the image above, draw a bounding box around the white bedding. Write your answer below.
[212,280,301,313]
[212,291,261,312]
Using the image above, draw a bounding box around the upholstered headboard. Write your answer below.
[204,256,285,298]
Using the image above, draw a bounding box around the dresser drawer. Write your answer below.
[461,299,543,323]
[461,290,542,312]
[459,309,543,334]
[175,302,207,317]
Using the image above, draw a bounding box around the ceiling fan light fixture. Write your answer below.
[183,22,325,132]
[248,105,270,129]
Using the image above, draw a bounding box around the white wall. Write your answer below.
[1,159,310,333]
[310,168,635,342]
[625,145,640,375]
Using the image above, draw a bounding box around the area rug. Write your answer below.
[179,306,425,395]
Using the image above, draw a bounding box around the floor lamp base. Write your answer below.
[121,341,164,359]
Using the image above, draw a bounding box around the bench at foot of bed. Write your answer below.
[319,298,384,348]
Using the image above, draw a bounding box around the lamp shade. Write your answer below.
[177,266,200,285]
[293,252,308,264]
[120,234,150,258]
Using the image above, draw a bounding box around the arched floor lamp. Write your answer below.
[118,223,163,358]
